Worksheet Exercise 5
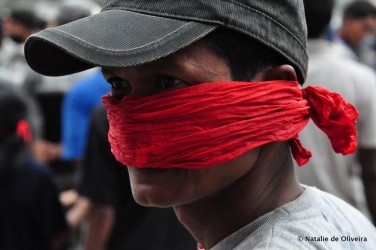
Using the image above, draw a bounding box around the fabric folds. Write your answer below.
[103,81,358,169]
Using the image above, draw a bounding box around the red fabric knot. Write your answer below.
[16,119,32,143]
[303,86,358,154]
[291,136,312,166]
[291,86,359,166]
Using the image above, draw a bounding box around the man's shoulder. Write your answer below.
[212,187,376,250]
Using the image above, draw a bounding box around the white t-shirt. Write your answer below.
[212,186,376,250]
[295,39,376,214]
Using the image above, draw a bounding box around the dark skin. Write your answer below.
[85,204,115,250]
[339,16,376,49]
[102,39,303,249]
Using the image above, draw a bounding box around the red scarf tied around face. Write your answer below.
[102,80,358,169]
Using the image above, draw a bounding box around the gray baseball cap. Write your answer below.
[25,0,308,83]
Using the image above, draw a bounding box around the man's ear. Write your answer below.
[257,65,298,82]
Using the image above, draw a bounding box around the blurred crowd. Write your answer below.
[0,0,376,250]
[0,1,197,250]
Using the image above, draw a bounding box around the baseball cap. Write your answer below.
[25,0,308,83]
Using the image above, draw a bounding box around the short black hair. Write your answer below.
[10,8,46,30]
[204,28,286,82]
[344,1,376,20]
[304,0,334,39]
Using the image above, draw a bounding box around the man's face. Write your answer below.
[342,16,376,48]
[2,17,30,44]
[102,40,264,207]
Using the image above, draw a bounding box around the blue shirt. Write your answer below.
[61,69,110,160]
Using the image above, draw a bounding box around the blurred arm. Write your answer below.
[84,204,115,250]
[66,196,92,229]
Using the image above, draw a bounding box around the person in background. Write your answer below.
[0,8,45,87]
[27,5,108,241]
[58,70,110,212]
[0,9,46,164]
[296,0,376,224]
[25,0,376,249]
[336,0,376,61]
[60,70,110,165]
[0,89,69,250]
[22,3,98,167]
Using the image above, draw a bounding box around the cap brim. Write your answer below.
[25,9,216,76]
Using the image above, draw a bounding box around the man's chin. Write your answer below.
[130,183,180,208]
[127,166,200,207]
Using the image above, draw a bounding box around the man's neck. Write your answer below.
[174,142,303,249]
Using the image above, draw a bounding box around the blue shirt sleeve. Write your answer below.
[61,71,110,160]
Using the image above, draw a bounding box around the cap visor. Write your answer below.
[25,9,216,76]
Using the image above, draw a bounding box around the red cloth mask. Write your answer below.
[102,80,358,169]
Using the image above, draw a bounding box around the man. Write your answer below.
[22,3,98,166]
[24,0,376,249]
[297,0,376,224]
[60,70,109,163]
[336,0,376,61]
[59,70,110,230]
[0,8,45,87]
[0,89,69,250]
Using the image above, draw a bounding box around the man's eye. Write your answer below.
[157,75,185,90]
[107,77,130,90]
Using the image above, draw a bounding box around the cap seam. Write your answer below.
[49,22,202,53]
